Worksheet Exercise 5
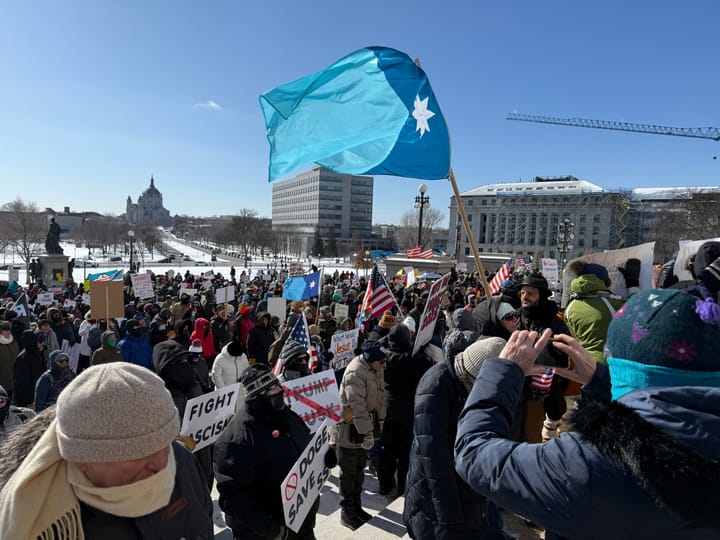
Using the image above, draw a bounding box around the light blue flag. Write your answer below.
[260,46,451,182]
[282,270,321,301]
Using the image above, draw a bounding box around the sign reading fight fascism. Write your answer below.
[180,383,241,452]
[281,420,332,533]
[282,370,342,433]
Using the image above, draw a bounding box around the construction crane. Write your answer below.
[507,112,720,142]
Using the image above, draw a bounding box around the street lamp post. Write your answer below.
[557,218,575,280]
[128,229,135,273]
[414,184,430,247]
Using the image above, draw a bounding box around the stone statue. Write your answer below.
[45,218,63,255]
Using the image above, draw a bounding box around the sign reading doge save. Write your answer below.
[281,420,331,533]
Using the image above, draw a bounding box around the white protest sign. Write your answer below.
[333,303,349,324]
[412,273,451,355]
[82,293,91,305]
[204,271,214,279]
[180,288,198,297]
[37,292,54,305]
[131,273,154,300]
[8,267,19,282]
[281,370,342,432]
[561,241,655,307]
[268,297,286,323]
[330,329,359,371]
[281,420,332,533]
[404,266,417,287]
[456,262,467,273]
[202,280,213,290]
[541,258,559,284]
[215,285,236,304]
[674,237,720,282]
[180,383,241,452]
[63,299,76,310]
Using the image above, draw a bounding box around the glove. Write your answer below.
[324,447,338,468]
[361,433,374,450]
[618,258,641,289]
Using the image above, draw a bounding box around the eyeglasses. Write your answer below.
[501,313,519,321]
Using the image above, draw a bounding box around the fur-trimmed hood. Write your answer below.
[572,387,720,529]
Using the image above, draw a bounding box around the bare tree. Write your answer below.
[0,199,46,280]
[227,208,261,263]
[396,207,445,249]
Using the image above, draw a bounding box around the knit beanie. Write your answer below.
[56,363,180,463]
[605,288,720,400]
[279,339,308,367]
[361,340,388,363]
[378,311,396,329]
[455,337,506,391]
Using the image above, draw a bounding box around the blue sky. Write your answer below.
[1,1,718,227]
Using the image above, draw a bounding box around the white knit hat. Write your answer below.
[455,336,506,391]
[56,363,180,463]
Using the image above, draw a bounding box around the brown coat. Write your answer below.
[337,355,386,448]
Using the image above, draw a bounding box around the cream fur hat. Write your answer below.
[56,363,180,463]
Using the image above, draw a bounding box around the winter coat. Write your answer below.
[238,313,254,346]
[118,332,153,370]
[471,296,512,340]
[91,331,124,365]
[0,334,19,394]
[148,313,171,347]
[34,351,74,412]
[210,314,231,353]
[72,442,213,539]
[154,340,204,419]
[212,343,249,388]
[190,317,216,360]
[337,355,386,448]
[454,360,720,539]
[247,320,275,366]
[13,331,47,407]
[404,361,502,540]
[564,274,625,364]
[214,404,319,539]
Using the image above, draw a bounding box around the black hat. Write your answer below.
[520,272,551,297]
[361,340,388,363]
[0,321,11,331]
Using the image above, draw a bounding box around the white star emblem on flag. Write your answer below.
[412,94,435,137]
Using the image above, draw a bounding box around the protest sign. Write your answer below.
[282,370,342,432]
[541,258,559,284]
[333,303,349,325]
[215,285,236,304]
[180,383,241,452]
[674,237,720,282]
[61,339,82,373]
[561,242,655,307]
[267,297,286,323]
[90,281,125,319]
[166,269,175,280]
[330,329,359,371]
[8,267,19,282]
[202,280,213,290]
[281,420,332,533]
[81,293,91,305]
[63,299,76,310]
[412,272,451,355]
[394,274,407,288]
[37,292,54,306]
[179,288,198,297]
[130,273,154,300]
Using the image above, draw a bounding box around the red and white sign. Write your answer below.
[282,370,342,432]
[412,272,451,355]
[330,329,359,371]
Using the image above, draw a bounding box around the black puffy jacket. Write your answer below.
[403,361,505,540]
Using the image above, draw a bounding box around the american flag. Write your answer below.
[273,312,312,376]
[530,368,554,391]
[360,265,396,324]
[488,261,511,295]
[407,246,433,259]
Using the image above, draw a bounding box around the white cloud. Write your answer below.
[193,100,222,111]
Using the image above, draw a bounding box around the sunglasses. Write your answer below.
[56,357,69,365]
[501,312,519,321]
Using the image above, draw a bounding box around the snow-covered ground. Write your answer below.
[0,237,376,286]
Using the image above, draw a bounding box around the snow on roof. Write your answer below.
[631,186,720,200]
[460,179,606,197]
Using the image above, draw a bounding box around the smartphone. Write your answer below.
[534,338,569,368]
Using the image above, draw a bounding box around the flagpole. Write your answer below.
[378,266,403,316]
[448,168,491,295]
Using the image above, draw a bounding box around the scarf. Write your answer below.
[0,334,13,345]
[0,419,83,539]
[67,448,176,518]
[0,419,176,539]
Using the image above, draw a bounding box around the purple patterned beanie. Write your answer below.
[605,288,720,399]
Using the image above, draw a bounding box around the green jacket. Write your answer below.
[565,275,625,364]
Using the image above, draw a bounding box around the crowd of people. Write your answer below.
[0,239,718,539]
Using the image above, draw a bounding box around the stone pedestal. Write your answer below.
[39,254,70,287]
